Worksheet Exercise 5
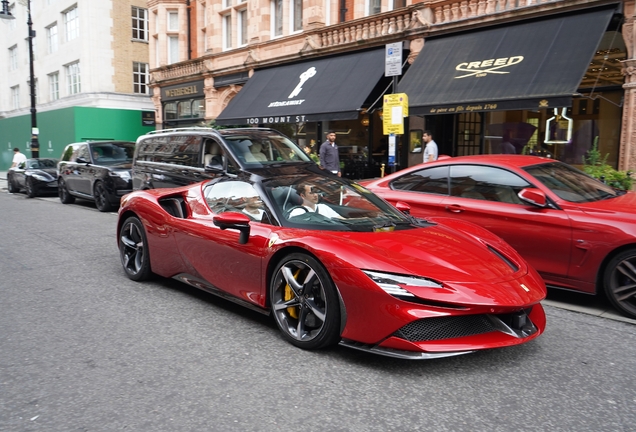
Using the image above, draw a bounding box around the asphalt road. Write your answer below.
[1,191,635,432]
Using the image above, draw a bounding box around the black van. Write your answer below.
[132,127,313,190]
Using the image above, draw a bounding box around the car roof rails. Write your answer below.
[145,127,216,135]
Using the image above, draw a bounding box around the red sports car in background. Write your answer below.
[361,155,636,318]
[117,164,546,359]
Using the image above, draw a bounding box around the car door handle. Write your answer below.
[445,204,464,213]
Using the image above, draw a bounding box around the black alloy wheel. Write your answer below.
[94,181,113,212]
[270,253,341,350]
[25,177,37,198]
[58,178,75,204]
[7,177,17,194]
[604,249,636,319]
[119,216,151,281]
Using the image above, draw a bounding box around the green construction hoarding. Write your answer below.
[0,106,155,170]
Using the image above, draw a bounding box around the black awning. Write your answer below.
[215,49,386,125]
[398,7,616,115]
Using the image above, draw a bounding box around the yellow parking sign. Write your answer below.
[383,93,408,135]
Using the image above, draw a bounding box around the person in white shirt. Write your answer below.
[288,183,342,219]
[422,130,438,163]
[11,148,27,168]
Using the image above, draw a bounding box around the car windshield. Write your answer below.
[524,162,620,203]
[264,174,417,232]
[28,159,57,169]
[90,142,134,165]
[221,130,311,165]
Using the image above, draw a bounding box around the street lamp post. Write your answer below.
[1,0,39,158]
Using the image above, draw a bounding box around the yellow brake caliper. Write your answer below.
[284,269,302,319]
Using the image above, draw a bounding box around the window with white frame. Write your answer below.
[238,9,247,46]
[9,45,18,71]
[223,0,233,6]
[11,86,19,109]
[291,0,302,32]
[133,62,149,94]
[47,24,58,54]
[168,36,179,64]
[132,7,148,41]
[65,61,81,94]
[223,14,232,49]
[167,11,179,31]
[271,0,282,37]
[64,6,79,41]
[367,0,381,15]
[49,72,59,101]
[201,4,208,51]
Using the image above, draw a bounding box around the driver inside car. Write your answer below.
[288,183,343,219]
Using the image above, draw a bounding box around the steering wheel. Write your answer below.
[284,205,309,219]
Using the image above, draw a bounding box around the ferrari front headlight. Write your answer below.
[363,270,443,298]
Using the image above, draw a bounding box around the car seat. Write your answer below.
[245,142,267,162]
[270,186,303,212]
[204,141,223,166]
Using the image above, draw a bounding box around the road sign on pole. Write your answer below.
[385,42,402,77]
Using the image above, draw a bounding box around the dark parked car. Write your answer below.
[58,141,135,212]
[132,127,311,190]
[7,158,58,197]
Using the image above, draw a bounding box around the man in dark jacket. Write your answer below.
[319,131,341,177]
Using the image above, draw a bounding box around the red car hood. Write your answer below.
[286,223,543,306]
[575,191,636,223]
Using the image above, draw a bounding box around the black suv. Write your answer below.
[132,127,312,190]
[58,141,135,212]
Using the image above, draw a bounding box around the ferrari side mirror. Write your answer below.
[213,212,251,244]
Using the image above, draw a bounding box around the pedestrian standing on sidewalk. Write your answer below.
[11,148,27,168]
[422,131,438,163]
[319,130,341,177]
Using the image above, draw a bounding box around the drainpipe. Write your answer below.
[339,0,347,23]
[186,0,192,60]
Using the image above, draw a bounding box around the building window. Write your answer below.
[271,0,282,37]
[389,0,406,9]
[11,86,20,109]
[223,0,233,6]
[167,11,179,31]
[168,36,179,64]
[291,0,302,32]
[47,24,58,54]
[132,7,148,41]
[238,9,247,46]
[223,14,232,49]
[64,6,79,41]
[133,62,149,94]
[49,72,59,101]
[65,61,81,94]
[9,45,17,71]
[367,0,381,15]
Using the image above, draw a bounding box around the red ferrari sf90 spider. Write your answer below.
[117,164,546,359]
